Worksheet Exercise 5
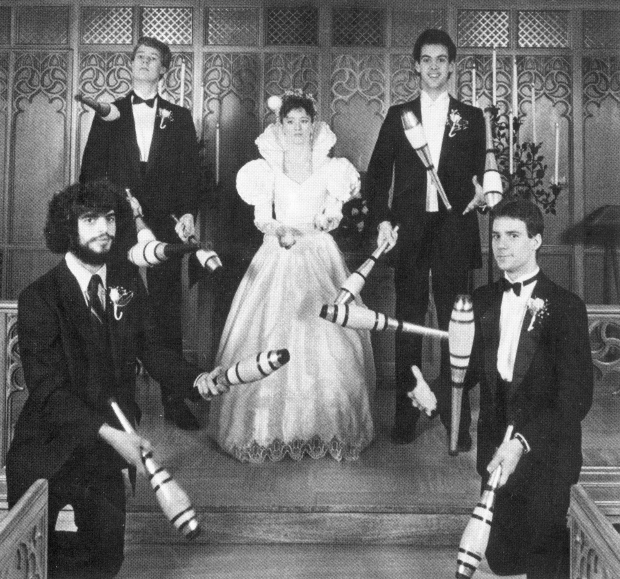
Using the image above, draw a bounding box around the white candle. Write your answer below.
[472,63,477,107]
[554,122,559,185]
[509,107,514,175]
[179,60,186,107]
[531,84,537,143]
[215,119,220,185]
[512,56,518,118]
[492,48,497,106]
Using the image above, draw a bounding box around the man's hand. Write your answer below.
[99,423,151,476]
[194,366,229,401]
[462,176,486,215]
[275,225,298,249]
[175,213,195,242]
[377,221,398,253]
[486,437,524,487]
[407,365,437,416]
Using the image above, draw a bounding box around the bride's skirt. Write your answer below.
[208,232,376,463]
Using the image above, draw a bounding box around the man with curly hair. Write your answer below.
[80,36,203,430]
[6,180,224,578]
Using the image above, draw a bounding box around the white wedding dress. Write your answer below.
[208,121,375,462]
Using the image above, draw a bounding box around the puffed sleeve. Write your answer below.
[236,159,281,234]
[315,158,361,232]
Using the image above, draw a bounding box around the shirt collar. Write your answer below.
[420,90,450,108]
[504,266,540,285]
[65,253,107,295]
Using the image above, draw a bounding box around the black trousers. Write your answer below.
[486,480,571,579]
[47,458,126,579]
[394,213,472,434]
[146,256,184,403]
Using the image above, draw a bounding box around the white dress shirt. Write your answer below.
[132,92,158,162]
[65,252,107,309]
[496,267,540,382]
[420,90,449,212]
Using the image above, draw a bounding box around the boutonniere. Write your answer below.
[526,297,549,332]
[108,286,134,320]
[447,109,469,137]
[157,108,173,129]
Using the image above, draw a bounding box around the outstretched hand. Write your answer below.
[408,365,437,417]
[462,176,486,215]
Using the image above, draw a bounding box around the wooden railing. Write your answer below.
[569,483,620,579]
[0,478,48,578]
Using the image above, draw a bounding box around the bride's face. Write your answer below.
[281,108,313,146]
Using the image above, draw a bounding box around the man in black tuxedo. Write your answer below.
[6,180,225,578]
[465,198,593,578]
[366,29,486,445]
[80,36,203,430]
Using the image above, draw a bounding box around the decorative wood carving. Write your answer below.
[518,56,572,121]
[583,57,620,120]
[390,54,419,107]
[13,52,69,115]
[161,53,193,109]
[588,305,620,386]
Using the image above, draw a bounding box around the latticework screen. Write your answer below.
[518,11,569,48]
[332,8,385,47]
[205,8,259,46]
[81,7,133,45]
[392,10,445,48]
[457,10,509,48]
[265,7,318,46]
[0,8,10,45]
[583,11,620,49]
[16,6,69,45]
[140,7,193,45]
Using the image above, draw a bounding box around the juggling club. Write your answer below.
[320,303,448,340]
[482,108,503,208]
[449,295,476,456]
[401,109,452,211]
[455,425,514,578]
[128,240,197,267]
[108,398,201,540]
[75,93,120,121]
[170,214,223,273]
[214,349,290,390]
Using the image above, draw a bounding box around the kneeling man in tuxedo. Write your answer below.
[6,179,226,579]
[465,198,593,578]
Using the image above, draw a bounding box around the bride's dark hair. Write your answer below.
[279,94,316,122]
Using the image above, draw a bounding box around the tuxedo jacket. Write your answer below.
[80,94,202,243]
[366,96,485,274]
[6,259,203,503]
[465,272,593,490]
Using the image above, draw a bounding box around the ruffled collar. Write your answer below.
[254,121,336,173]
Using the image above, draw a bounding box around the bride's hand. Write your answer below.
[276,226,297,249]
[313,212,337,232]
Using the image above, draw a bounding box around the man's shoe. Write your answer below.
[163,399,199,431]
[390,396,418,444]
[390,424,417,445]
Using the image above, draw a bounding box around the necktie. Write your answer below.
[131,92,156,108]
[87,274,106,324]
[500,272,538,297]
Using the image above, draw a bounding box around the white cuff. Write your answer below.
[513,432,531,454]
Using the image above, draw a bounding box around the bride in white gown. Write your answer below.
[208,92,376,462]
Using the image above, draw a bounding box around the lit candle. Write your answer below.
[215,118,220,185]
[472,63,477,107]
[509,107,514,175]
[531,84,537,143]
[554,122,559,185]
[179,60,186,107]
[512,56,518,118]
[492,48,497,106]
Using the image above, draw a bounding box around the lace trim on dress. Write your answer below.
[230,435,369,463]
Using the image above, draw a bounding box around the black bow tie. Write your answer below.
[131,92,156,108]
[500,272,539,297]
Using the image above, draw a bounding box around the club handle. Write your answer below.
[108,397,136,434]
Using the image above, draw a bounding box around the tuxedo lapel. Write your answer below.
[436,97,454,174]
[146,97,170,177]
[117,96,143,179]
[507,274,553,402]
[480,282,503,399]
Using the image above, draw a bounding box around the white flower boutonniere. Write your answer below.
[158,108,173,129]
[526,297,549,332]
[447,109,469,138]
[108,286,134,321]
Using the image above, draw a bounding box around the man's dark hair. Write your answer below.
[413,29,457,63]
[132,36,172,71]
[44,179,134,255]
[491,197,544,239]
[279,94,316,122]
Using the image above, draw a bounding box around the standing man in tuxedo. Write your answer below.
[366,29,486,445]
[6,180,225,578]
[80,36,203,430]
[465,198,593,578]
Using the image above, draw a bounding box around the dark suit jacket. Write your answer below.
[6,258,203,504]
[366,96,485,274]
[465,272,594,490]
[80,94,202,243]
